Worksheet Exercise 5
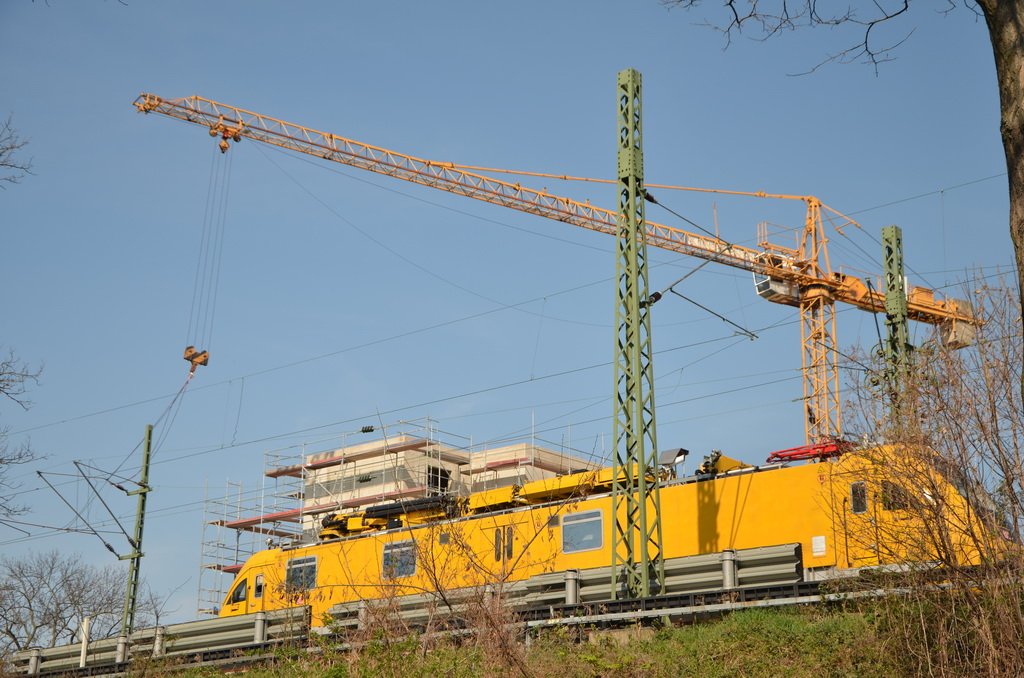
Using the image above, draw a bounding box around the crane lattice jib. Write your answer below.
[134,94,973,329]
[135,94,768,270]
[135,93,978,444]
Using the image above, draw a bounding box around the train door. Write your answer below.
[251,573,266,612]
[841,480,880,567]
[222,571,268,615]
[491,521,528,579]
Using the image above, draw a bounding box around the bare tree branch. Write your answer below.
[0,351,40,411]
[0,551,156,655]
[662,1,975,74]
[0,351,41,518]
[0,116,33,188]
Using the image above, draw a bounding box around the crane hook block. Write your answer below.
[183,346,210,369]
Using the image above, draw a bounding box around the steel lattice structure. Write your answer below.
[609,68,663,599]
[134,93,976,443]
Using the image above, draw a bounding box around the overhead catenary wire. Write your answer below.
[26,368,203,560]
[846,172,1007,217]
[0,515,123,538]
[5,354,801,510]
[36,471,121,556]
[834,221,941,293]
[402,362,802,428]
[152,321,807,469]
[73,461,143,492]
[72,461,136,546]
[529,298,547,380]
[0,368,810,549]
[7,332,772,498]
[495,336,761,445]
[832,171,1010,294]
[665,289,758,340]
[20,300,964,549]
[16,160,1004,443]
[5,297,812,496]
[3,299,844,516]
[6,268,639,440]
[643,190,758,339]
[0,492,217,548]
[492,372,804,447]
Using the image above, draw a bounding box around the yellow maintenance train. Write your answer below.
[215,442,989,626]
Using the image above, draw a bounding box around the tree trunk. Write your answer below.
[979,1,1024,397]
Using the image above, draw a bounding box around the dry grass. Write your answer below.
[200,606,890,678]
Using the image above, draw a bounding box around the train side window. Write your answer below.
[494,529,502,562]
[383,541,416,579]
[505,526,514,560]
[562,510,603,554]
[850,482,867,514]
[285,556,317,591]
[229,579,247,604]
[254,574,265,599]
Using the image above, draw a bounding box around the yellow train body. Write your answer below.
[217,446,986,625]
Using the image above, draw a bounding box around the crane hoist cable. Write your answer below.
[183,144,233,373]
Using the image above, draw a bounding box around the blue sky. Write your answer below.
[1,2,1011,622]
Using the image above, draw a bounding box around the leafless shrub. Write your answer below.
[0,551,127,655]
[843,283,1024,677]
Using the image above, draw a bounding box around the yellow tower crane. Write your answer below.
[134,93,976,444]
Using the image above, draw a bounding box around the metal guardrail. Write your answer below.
[11,543,805,675]
[13,607,309,677]
[525,581,829,628]
[326,543,803,630]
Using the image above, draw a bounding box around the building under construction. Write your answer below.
[198,421,597,613]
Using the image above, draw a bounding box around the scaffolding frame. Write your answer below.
[196,418,599,614]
